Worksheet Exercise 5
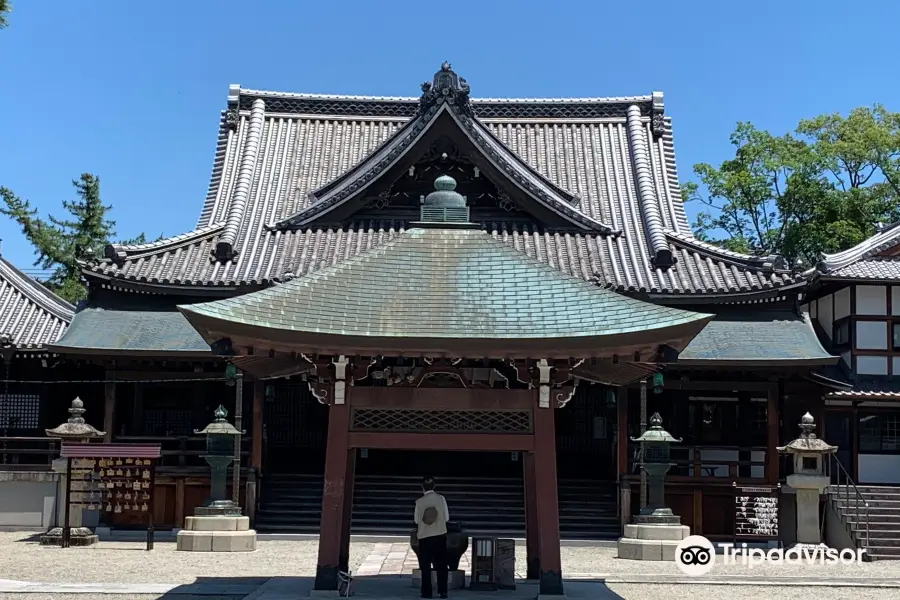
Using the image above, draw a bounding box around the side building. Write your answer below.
[48,64,838,547]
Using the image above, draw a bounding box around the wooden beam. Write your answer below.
[766,387,780,485]
[174,477,185,529]
[666,380,778,393]
[616,386,628,477]
[103,381,116,443]
[692,488,703,536]
[523,452,539,580]
[108,371,224,381]
[348,387,533,410]
[533,394,563,596]
[251,381,264,473]
[347,432,534,452]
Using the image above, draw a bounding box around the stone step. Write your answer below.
[851,527,900,538]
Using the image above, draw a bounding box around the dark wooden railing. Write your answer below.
[114,435,251,469]
[628,444,767,480]
[0,436,62,469]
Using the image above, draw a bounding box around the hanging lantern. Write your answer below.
[224,363,237,387]
[652,371,664,394]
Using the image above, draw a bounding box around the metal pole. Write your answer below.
[232,372,243,506]
[640,379,648,510]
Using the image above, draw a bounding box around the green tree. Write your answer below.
[1,174,156,303]
[684,105,900,263]
[0,0,10,30]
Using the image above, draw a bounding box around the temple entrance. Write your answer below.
[354,449,523,478]
[262,382,328,473]
[555,383,618,480]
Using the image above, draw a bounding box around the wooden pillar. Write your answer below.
[766,386,779,484]
[251,381,264,473]
[339,449,356,572]
[174,477,185,529]
[103,381,116,443]
[523,451,540,580]
[313,400,351,591]
[131,383,144,435]
[533,393,563,596]
[616,386,628,477]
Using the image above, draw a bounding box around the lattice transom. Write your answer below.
[350,408,532,433]
[0,393,40,429]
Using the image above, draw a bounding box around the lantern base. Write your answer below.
[195,500,243,517]
[617,523,690,561]
[633,507,681,526]
[176,515,257,552]
[40,527,99,547]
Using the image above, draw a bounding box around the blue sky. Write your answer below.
[1,0,898,275]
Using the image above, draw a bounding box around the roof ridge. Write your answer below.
[814,222,900,274]
[236,86,655,106]
[103,222,225,262]
[665,230,789,271]
[0,256,75,322]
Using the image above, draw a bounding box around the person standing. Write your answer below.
[414,476,450,599]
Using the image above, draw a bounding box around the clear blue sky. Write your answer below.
[1,0,898,275]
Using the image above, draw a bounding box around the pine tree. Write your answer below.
[0,174,154,303]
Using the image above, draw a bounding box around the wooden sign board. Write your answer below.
[733,483,780,541]
[60,443,162,550]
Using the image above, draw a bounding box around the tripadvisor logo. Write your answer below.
[675,535,866,575]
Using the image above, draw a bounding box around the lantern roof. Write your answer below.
[45,397,105,440]
[195,405,243,436]
[630,413,681,444]
[777,412,837,454]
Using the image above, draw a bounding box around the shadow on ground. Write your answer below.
[158,575,625,599]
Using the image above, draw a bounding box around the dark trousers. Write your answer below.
[417,533,448,598]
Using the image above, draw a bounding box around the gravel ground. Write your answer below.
[606,585,900,600]
[0,533,372,584]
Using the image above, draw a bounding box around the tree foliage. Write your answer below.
[0,0,9,30]
[683,105,900,263]
[1,174,157,303]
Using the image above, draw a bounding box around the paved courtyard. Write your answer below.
[1,533,899,599]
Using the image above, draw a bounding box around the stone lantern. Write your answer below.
[176,405,257,552]
[617,413,690,561]
[41,397,105,546]
[778,412,837,548]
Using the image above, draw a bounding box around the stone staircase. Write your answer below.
[255,473,619,539]
[830,485,900,560]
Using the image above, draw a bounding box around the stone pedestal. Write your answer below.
[40,458,99,547]
[411,569,466,590]
[617,521,690,561]
[176,515,257,552]
[787,474,830,545]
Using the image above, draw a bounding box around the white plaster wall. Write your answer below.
[751,450,766,479]
[817,293,834,339]
[892,287,900,316]
[859,454,900,484]
[856,285,887,315]
[857,321,888,349]
[857,356,889,375]
[893,357,900,375]
[835,287,852,320]
[0,481,57,528]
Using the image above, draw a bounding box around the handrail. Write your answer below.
[826,453,870,552]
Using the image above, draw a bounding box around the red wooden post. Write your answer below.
[533,394,563,596]
[523,451,540,580]
[338,449,356,573]
[313,401,351,591]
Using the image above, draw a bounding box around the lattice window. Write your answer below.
[0,393,40,429]
[143,409,192,437]
[350,409,531,433]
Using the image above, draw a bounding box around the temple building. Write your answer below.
[804,222,900,485]
[19,63,849,588]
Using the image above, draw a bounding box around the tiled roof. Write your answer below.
[811,221,900,278]
[87,70,800,298]
[676,310,835,365]
[0,257,74,350]
[823,258,900,281]
[85,220,800,295]
[826,377,900,399]
[178,227,712,356]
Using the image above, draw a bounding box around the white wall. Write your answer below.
[0,481,57,528]
[857,285,888,315]
[857,321,888,349]
[835,287,852,320]
[859,454,900,484]
[857,356,889,375]
[817,293,834,339]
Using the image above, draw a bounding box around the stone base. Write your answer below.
[176,515,257,552]
[410,569,466,590]
[617,524,690,561]
[40,527,99,547]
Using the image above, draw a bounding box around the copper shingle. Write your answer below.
[0,257,74,350]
